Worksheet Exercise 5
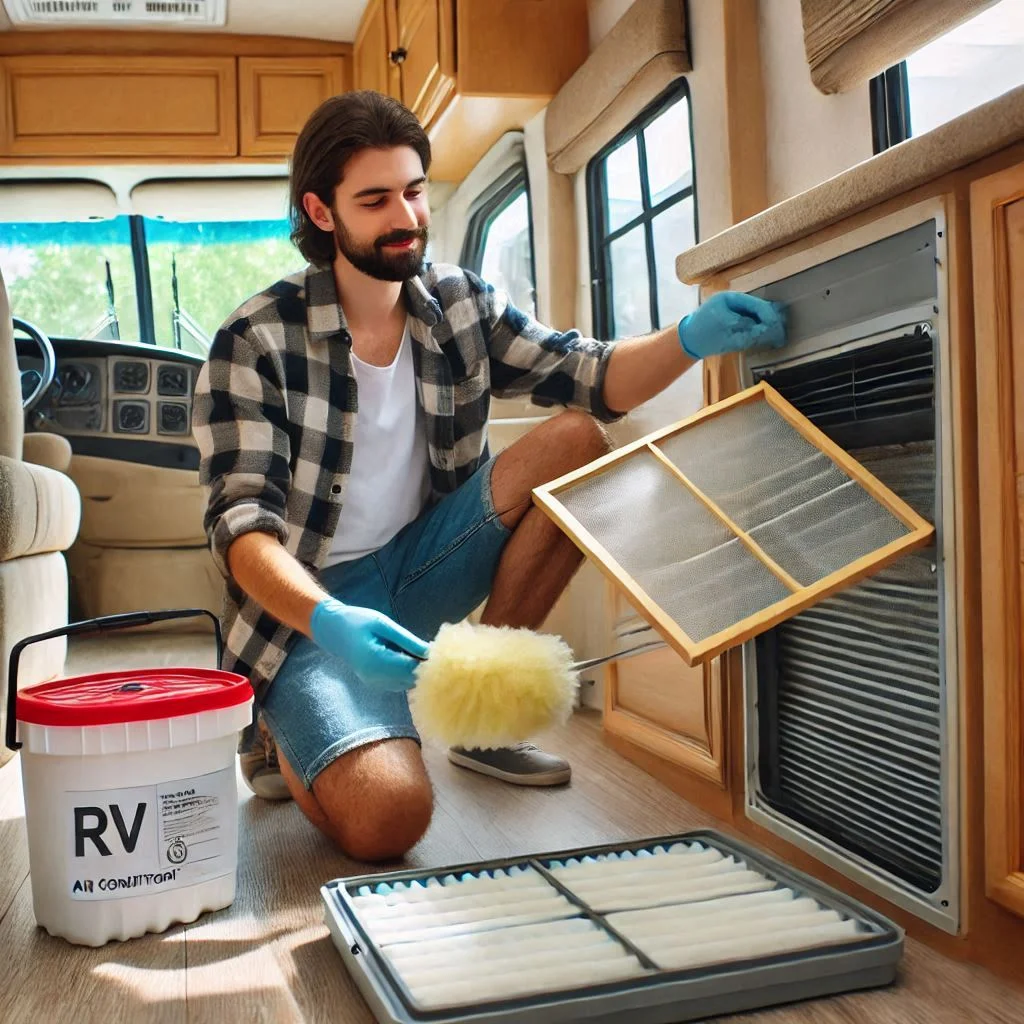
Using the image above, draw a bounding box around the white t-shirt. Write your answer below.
[324,321,431,566]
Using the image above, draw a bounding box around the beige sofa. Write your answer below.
[0,267,81,765]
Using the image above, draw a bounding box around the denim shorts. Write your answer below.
[261,457,511,788]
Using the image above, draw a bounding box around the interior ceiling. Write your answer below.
[0,0,371,41]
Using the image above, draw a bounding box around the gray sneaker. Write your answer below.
[239,718,292,802]
[447,742,571,786]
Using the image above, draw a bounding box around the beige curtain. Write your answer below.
[544,0,690,175]
[802,0,1001,93]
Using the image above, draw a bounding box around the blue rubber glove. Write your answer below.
[309,598,429,692]
[677,292,786,359]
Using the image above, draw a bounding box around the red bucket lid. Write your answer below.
[16,668,253,728]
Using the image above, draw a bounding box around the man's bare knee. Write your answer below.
[309,739,434,862]
[548,410,614,467]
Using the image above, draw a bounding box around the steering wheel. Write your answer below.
[14,317,56,413]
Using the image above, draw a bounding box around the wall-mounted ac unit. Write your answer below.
[2,0,225,27]
[736,207,960,935]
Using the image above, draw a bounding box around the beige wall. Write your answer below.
[759,0,874,204]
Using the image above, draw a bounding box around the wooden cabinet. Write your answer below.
[1,55,237,158]
[239,57,349,157]
[354,0,396,99]
[352,0,588,182]
[971,161,1024,920]
[604,590,727,787]
[393,0,455,128]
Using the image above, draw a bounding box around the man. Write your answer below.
[192,90,784,863]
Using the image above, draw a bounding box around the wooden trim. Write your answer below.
[534,383,935,666]
[0,31,353,58]
[645,443,803,592]
[723,0,768,223]
[604,707,725,784]
[970,161,1024,920]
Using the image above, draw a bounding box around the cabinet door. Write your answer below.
[239,57,348,157]
[395,0,455,127]
[0,55,236,158]
[971,162,1024,919]
[603,591,726,786]
[354,0,398,97]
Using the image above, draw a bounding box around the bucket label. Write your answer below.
[63,766,235,901]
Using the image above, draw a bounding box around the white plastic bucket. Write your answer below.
[6,610,253,947]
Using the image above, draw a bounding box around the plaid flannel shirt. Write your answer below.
[192,261,621,700]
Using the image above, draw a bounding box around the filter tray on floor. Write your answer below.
[321,829,903,1024]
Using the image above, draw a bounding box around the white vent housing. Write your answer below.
[3,0,226,26]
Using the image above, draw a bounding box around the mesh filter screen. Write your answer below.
[534,384,934,665]
[558,454,791,642]
[656,400,911,586]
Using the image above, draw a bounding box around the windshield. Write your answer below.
[1,214,301,352]
[2,219,140,341]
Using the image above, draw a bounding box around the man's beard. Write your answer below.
[333,217,428,281]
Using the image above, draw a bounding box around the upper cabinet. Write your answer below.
[239,57,348,157]
[353,0,589,181]
[0,39,352,161]
[971,160,1024,921]
[392,0,455,128]
[1,55,238,158]
[354,0,396,98]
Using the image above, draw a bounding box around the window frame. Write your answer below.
[459,163,537,309]
[869,62,912,154]
[586,78,697,340]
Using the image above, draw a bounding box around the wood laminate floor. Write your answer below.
[0,634,1022,1023]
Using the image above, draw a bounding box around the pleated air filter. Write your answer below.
[532,382,934,666]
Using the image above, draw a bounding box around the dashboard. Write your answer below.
[17,339,204,470]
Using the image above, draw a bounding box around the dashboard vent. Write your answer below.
[158,402,190,436]
[113,361,149,394]
[114,400,149,434]
[157,365,190,397]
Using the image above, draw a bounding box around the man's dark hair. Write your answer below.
[289,90,431,265]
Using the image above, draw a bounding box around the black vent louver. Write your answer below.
[755,330,935,450]
[753,333,944,894]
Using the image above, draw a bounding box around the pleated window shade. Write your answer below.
[801,0,1000,93]
[533,382,934,666]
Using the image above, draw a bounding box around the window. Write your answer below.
[587,80,698,340]
[870,1,1024,152]
[0,212,298,351]
[460,166,536,318]
[144,217,297,351]
[1,218,139,342]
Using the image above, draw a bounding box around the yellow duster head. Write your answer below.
[410,621,579,749]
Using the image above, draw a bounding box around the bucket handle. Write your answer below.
[6,608,223,752]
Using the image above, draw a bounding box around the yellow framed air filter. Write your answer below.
[532,382,935,666]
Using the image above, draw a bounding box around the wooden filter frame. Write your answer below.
[532,381,936,666]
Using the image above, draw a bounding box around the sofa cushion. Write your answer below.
[0,454,81,561]
[22,431,73,474]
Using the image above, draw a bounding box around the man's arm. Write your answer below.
[603,292,787,413]
[602,325,692,414]
[227,531,325,636]
[479,273,784,421]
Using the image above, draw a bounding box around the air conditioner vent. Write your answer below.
[754,331,935,449]
[3,0,225,26]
